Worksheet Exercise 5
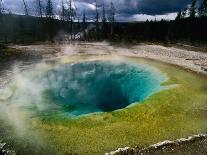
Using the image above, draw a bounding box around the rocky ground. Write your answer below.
[106,134,207,155]
[0,140,15,155]
[11,42,207,74]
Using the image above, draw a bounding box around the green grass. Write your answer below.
[26,56,207,155]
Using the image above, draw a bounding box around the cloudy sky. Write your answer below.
[1,0,202,21]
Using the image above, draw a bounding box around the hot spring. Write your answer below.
[0,58,167,117]
[1,56,207,155]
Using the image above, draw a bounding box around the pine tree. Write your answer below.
[175,10,182,20]
[199,0,207,17]
[189,0,196,18]
[181,8,187,18]
[102,3,106,23]
[46,0,53,18]
[22,0,29,16]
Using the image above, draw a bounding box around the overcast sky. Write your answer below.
[1,0,202,21]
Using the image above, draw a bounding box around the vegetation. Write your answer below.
[0,0,206,44]
[112,0,207,43]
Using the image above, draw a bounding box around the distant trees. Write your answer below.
[1,0,207,44]
[1,0,118,41]
[176,0,207,19]
[22,0,29,16]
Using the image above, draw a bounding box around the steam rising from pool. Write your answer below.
[0,59,167,117]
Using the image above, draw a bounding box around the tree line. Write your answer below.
[0,0,116,43]
[0,0,207,44]
[111,0,207,44]
[176,0,207,20]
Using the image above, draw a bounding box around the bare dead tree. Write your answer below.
[46,0,53,18]
[22,0,29,16]
[0,0,3,15]
[0,0,3,21]
[95,0,100,40]
[72,0,77,40]
[109,1,115,39]
[68,0,73,39]
[101,3,107,38]
[66,0,76,39]
[36,0,43,17]
[102,3,106,23]
[82,10,87,40]
[61,0,66,21]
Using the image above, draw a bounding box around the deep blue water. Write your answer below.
[44,61,167,116]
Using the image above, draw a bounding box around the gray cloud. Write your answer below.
[1,0,202,21]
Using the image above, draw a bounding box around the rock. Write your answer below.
[201,67,207,72]
[0,142,6,150]
[106,134,207,155]
[105,147,133,155]
[0,140,15,155]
